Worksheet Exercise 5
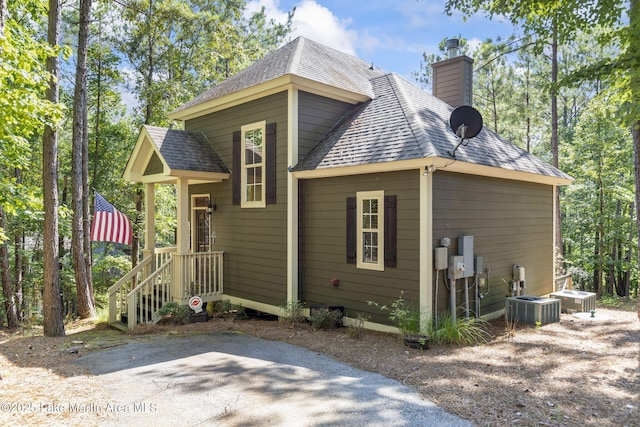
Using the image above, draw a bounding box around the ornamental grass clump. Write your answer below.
[428,311,490,346]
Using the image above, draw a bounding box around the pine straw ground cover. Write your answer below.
[0,303,638,427]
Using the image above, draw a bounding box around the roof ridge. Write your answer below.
[383,73,430,158]
[285,36,305,74]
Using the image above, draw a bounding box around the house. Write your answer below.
[110,36,571,331]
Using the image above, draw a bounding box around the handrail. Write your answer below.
[107,256,151,295]
[108,256,152,325]
[554,273,573,291]
[126,257,173,328]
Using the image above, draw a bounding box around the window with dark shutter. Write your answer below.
[346,197,357,264]
[347,192,397,269]
[232,130,241,205]
[384,195,397,268]
[265,122,277,204]
[233,121,276,207]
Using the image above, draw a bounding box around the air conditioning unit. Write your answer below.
[549,290,596,313]
[506,296,560,325]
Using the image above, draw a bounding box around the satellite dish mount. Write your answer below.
[448,106,483,158]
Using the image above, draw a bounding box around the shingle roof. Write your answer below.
[143,125,230,174]
[293,74,571,180]
[170,37,385,116]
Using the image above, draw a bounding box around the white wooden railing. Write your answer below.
[173,251,224,304]
[108,248,224,329]
[127,257,173,328]
[108,256,152,326]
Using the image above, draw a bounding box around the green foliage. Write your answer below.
[308,308,343,330]
[156,302,190,325]
[92,254,132,293]
[427,312,491,346]
[112,0,293,125]
[278,300,306,328]
[209,299,246,319]
[368,291,421,335]
[348,312,369,339]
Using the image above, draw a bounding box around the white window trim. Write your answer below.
[190,194,210,252]
[241,120,266,208]
[356,190,384,271]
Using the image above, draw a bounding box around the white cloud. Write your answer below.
[247,0,368,56]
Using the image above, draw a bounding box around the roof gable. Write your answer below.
[169,37,385,120]
[124,125,230,184]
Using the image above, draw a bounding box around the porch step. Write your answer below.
[109,321,128,332]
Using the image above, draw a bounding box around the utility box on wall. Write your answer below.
[458,235,474,277]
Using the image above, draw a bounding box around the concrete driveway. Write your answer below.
[74,332,473,426]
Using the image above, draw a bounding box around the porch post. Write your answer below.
[419,168,433,332]
[143,183,156,272]
[173,178,190,303]
[287,86,299,303]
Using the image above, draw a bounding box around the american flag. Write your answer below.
[91,192,132,245]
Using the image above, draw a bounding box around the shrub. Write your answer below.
[209,300,245,319]
[309,307,343,329]
[348,312,369,339]
[279,300,306,328]
[156,302,190,325]
[368,291,421,336]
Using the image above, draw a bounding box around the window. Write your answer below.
[240,121,266,207]
[232,122,276,207]
[347,192,396,270]
[357,191,384,271]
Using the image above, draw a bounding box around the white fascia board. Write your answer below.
[167,170,230,184]
[124,127,171,182]
[292,157,573,186]
[167,75,369,122]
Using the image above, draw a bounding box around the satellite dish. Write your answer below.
[448,106,483,158]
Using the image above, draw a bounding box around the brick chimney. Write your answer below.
[432,38,474,107]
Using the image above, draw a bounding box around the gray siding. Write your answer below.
[298,91,352,163]
[432,172,554,316]
[186,92,288,306]
[302,170,420,324]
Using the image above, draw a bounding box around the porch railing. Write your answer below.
[108,256,152,326]
[108,248,224,329]
[173,251,224,304]
[127,257,173,328]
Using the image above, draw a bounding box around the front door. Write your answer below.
[192,195,211,253]
[191,195,211,293]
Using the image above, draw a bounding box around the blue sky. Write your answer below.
[247,0,520,83]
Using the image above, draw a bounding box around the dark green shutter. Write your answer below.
[384,195,397,268]
[232,130,241,205]
[265,122,277,204]
[346,197,356,264]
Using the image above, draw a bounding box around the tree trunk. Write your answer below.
[0,0,6,36]
[551,22,562,275]
[631,0,640,321]
[593,228,601,295]
[42,0,65,337]
[72,0,95,319]
[13,168,24,321]
[0,206,19,328]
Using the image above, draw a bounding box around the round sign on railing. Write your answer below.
[189,296,203,313]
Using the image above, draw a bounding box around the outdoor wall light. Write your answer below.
[423,165,437,176]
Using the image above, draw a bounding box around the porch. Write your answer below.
[108,247,224,330]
